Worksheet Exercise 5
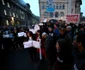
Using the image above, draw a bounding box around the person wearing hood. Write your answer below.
[72,31,85,70]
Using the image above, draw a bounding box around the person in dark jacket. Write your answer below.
[72,31,85,70]
[54,39,73,70]
[48,26,58,45]
[66,26,74,39]
[58,26,73,51]
[42,32,56,70]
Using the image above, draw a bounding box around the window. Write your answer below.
[7,2,10,8]
[62,4,65,9]
[59,4,62,9]
[56,4,58,9]
[42,3,45,9]
[60,12,64,17]
[2,0,5,5]
[4,10,7,15]
[22,16,25,19]
[50,12,53,18]
[55,12,59,17]
[44,12,48,16]
[16,14,18,18]
[46,5,49,9]
[9,12,12,16]
[6,20,9,25]
[21,11,24,14]
[53,4,55,9]
[13,13,15,17]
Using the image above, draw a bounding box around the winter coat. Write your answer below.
[72,50,85,70]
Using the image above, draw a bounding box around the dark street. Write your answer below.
[0,49,47,70]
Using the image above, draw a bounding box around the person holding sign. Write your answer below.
[26,31,37,61]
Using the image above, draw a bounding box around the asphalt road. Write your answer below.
[0,48,48,70]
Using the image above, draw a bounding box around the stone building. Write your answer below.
[0,0,39,26]
[39,0,82,21]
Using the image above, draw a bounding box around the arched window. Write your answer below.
[55,12,59,17]
[44,12,48,16]
[50,12,53,18]
[60,12,64,17]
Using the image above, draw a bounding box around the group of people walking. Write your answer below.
[0,21,85,70]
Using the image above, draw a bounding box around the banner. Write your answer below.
[18,32,27,37]
[66,14,80,23]
[23,40,40,49]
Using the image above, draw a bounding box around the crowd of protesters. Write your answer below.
[0,21,85,70]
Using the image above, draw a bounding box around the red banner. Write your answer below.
[66,14,80,23]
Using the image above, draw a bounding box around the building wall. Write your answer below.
[39,0,81,21]
[0,0,32,26]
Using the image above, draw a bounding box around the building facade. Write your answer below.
[39,0,82,21]
[0,0,38,26]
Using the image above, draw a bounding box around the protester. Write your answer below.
[72,31,85,70]
[66,25,74,39]
[26,31,37,61]
[42,32,56,70]
[53,24,60,36]
[54,39,73,70]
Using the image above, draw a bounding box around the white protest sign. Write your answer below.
[32,41,40,49]
[18,32,24,37]
[34,24,40,31]
[23,40,33,48]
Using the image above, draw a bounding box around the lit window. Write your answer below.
[7,2,10,8]
[13,13,15,17]
[2,0,5,5]
[6,20,9,25]
[4,10,7,15]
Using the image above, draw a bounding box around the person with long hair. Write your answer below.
[54,39,73,70]
[26,31,37,61]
